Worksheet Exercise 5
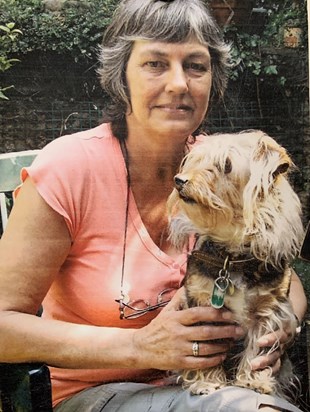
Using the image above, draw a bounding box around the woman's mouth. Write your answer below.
[155,104,193,112]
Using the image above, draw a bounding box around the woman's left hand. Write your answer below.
[250,328,291,375]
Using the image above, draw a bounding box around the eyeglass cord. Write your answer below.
[119,139,131,304]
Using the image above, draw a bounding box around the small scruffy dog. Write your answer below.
[167,130,304,397]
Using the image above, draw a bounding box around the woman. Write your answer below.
[0,0,306,411]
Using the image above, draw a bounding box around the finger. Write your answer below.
[271,358,282,376]
[257,329,288,348]
[250,349,281,371]
[183,353,227,370]
[186,323,244,342]
[178,306,236,325]
[186,341,230,358]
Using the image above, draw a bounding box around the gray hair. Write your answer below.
[98,0,231,139]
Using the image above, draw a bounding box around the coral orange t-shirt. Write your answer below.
[22,123,190,406]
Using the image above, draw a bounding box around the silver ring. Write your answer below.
[192,341,199,357]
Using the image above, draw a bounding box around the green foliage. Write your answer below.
[0,0,119,61]
[0,0,307,86]
[0,22,22,99]
[293,259,310,302]
[224,0,307,85]
[258,0,307,48]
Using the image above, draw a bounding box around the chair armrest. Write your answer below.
[0,362,53,412]
[288,319,310,411]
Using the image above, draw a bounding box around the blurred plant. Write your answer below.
[0,0,118,62]
[223,0,307,86]
[0,22,22,99]
[0,0,307,90]
[257,0,307,48]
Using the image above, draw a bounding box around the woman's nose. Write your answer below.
[165,65,189,94]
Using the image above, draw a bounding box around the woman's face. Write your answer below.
[125,39,212,142]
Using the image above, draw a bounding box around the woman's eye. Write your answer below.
[145,61,165,69]
[185,62,207,72]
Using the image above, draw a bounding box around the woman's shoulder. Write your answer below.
[41,123,114,156]
[32,123,117,171]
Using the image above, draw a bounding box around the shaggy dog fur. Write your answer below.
[167,130,304,397]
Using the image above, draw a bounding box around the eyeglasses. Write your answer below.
[115,287,176,320]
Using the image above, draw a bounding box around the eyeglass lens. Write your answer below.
[116,288,176,319]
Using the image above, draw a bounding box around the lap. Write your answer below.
[54,383,302,412]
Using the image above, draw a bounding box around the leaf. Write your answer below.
[0,25,10,33]
[6,22,15,29]
[264,65,278,75]
[7,58,20,63]
[278,76,287,86]
[0,90,9,100]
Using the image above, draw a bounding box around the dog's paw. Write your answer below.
[188,381,227,395]
[235,369,276,394]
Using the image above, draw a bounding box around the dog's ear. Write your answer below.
[272,162,289,179]
[243,135,293,232]
[252,136,292,186]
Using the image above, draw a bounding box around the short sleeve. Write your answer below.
[20,134,91,240]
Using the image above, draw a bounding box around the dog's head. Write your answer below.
[168,130,303,265]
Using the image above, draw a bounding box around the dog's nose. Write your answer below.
[174,176,188,190]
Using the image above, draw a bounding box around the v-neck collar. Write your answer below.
[111,133,192,268]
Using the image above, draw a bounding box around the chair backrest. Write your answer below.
[0,149,53,411]
[0,150,39,233]
[300,222,310,262]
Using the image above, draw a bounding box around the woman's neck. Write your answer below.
[121,131,189,253]
[125,132,188,186]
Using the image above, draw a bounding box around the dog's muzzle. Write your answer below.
[174,176,188,190]
[174,176,196,204]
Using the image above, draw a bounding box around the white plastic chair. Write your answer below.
[0,150,39,233]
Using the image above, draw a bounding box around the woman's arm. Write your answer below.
[289,269,307,323]
[251,268,307,372]
[0,178,139,368]
[0,178,242,371]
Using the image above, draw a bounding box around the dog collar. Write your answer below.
[187,240,286,309]
[189,249,257,309]
[190,249,256,273]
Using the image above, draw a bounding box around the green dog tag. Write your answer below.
[211,277,229,309]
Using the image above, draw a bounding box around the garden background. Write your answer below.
[0,0,309,294]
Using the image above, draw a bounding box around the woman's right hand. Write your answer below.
[131,287,244,371]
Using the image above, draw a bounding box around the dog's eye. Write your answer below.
[180,157,187,169]
[224,158,232,174]
[215,157,232,174]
